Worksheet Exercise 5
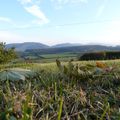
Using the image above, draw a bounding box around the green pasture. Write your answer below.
[41,53,78,59]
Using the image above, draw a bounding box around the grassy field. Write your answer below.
[0,60,120,119]
[31,59,120,71]
[41,53,78,59]
[23,52,79,63]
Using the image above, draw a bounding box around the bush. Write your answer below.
[0,42,17,63]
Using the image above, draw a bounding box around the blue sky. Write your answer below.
[0,0,120,45]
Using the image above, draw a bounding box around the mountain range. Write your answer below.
[6,42,49,51]
[52,43,82,48]
[6,42,120,53]
[6,42,82,51]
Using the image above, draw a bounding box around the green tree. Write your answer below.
[0,42,17,63]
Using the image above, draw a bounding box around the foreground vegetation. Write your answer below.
[0,60,120,120]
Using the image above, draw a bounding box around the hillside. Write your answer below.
[25,45,117,55]
[6,42,120,60]
[6,42,49,51]
[6,42,120,61]
[52,43,82,48]
[6,42,83,51]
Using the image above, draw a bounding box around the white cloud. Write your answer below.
[18,0,32,5]
[24,5,49,24]
[70,0,88,4]
[0,31,25,43]
[94,20,120,45]
[105,21,120,44]
[0,17,12,23]
[51,0,88,4]
[18,0,43,5]
[96,0,108,18]
[18,0,49,25]
[96,4,105,18]
[51,0,88,9]
[14,24,31,29]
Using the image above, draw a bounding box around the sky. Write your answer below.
[0,0,120,46]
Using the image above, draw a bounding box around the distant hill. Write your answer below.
[6,42,82,51]
[25,45,118,55]
[52,43,82,48]
[6,42,49,51]
[6,42,120,59]
[6,42,120,53]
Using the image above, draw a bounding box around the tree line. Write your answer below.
[79,51,120,60]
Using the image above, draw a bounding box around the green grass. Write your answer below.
[33,52,78,63]
[41,53,77,59]
[1,59,120,119]
[30,59,120,71]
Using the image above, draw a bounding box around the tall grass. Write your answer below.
[0,60,120,119]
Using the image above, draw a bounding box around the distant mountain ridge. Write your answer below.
[6,42,120,52]
[6,42,49,51]
[26,45,115,55]
[52,43,82,48]
[6,42,83,51]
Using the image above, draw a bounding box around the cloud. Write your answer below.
[51,0,88,9]
[105,21,120,44]
[51,0,88,4]
[24,5,49,24]
[70,0,88,4]
[18,0,42,5]
[0,17,32,29]
[17,0,32,5]
[0,17,12,24]
[96,0,108,18]
[0,31,25,43]
[93,20,120,45]
[14,24,31,29]
[18,0,49,25]
[96,4,105,18]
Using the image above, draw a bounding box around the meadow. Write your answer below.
[22,52,79,63]
[0,60,120,120]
